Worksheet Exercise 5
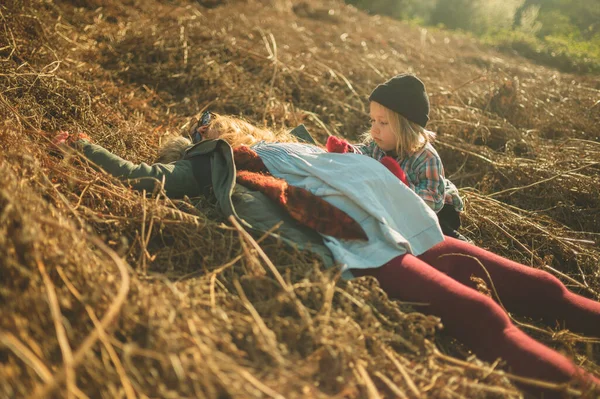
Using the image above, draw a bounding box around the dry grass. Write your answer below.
[1,0,599,397]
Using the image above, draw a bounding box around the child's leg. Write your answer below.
[418,237,600,337]
[436,205,469,242]
[352,256,599,392]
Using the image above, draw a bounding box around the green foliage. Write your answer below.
[536,9,578,38]
[429,0,475,31]
[485,29,600,73]
[517,5,542,35]
[344,0,600,74]
[346,0,437,22]
[430,0,525,35]
[553,0,600,40]
[345,0,401,19]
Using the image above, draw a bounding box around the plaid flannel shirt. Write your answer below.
[350,141,464,213]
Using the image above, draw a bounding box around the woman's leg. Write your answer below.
[352,256,599,393]
[418,237,600,337]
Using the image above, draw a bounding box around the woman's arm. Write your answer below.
[77,140,205,198]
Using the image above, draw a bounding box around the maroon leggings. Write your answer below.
[353,237,600,395]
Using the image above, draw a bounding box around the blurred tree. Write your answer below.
[345,0,599,73]
[430,0,525,35]
[346,0,438,22]
[428,0,477,31]
[517,5,542,35]
[400,0,438,23]
[554,0,600,40]
[537,9,578,38]
[347,0,598,40]
[515,0,600,40]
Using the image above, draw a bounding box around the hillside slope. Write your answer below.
[1,0,599,398]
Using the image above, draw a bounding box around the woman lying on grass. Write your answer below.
[52,113,600,397]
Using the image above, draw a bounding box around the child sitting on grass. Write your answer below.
[327,74,466,240]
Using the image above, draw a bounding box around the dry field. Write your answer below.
[1,0,599,397]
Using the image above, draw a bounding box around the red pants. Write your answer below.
[353,237,600,396]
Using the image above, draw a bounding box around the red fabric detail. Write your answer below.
[233,146,367,241]
[380,156,408,185]
[233,145,269,173]
[326,136,353,154]
[284,184,367,240]
[236,170,287,204]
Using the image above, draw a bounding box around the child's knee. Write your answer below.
[530,269,569,298]
[439,289,512,335]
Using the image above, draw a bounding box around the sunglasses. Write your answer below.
[191,110,212,144]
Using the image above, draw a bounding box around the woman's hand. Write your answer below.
[186,116,210,143]
[51,131,70,146]
[51,131,92,148]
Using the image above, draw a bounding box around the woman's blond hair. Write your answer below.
[156,136,192,163]
[159,113,300,163]
[366,101,435,158]
[206,113,300,147]
[205,114,274,147]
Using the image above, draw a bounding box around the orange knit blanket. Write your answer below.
[233,146,367,241]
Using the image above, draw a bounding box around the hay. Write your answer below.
[1,0,599,397]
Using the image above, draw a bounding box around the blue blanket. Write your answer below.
[252,142,444,279]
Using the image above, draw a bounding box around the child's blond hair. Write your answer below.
[366,101,435,158]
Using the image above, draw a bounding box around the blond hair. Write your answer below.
[204,114,277,147]
[164,113,299,161]
[366,101,435,158]
[156,136,192,163]
[206,113,299,146]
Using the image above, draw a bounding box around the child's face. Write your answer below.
[369,102,397,153]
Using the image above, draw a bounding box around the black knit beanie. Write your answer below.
[369,74,430,128]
